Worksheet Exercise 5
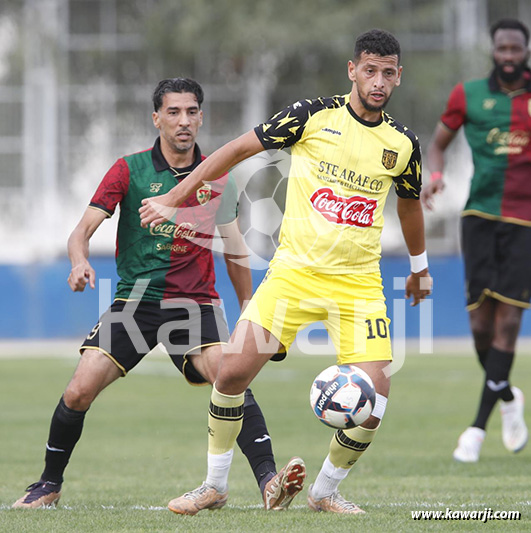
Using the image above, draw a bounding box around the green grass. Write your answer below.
[1,349,530,532]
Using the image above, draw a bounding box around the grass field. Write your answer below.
[1,348,530,532]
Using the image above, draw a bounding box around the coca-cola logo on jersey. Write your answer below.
[310,187,377,227]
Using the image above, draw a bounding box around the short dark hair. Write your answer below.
[152,78,204,111]
[490,19,529,46]
[354,29,401,63]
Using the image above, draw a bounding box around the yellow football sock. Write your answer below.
[208,384,245,455]
[329,424,380,469]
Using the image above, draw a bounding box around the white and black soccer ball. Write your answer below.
[230,150,289,269]
[310,365,376,429]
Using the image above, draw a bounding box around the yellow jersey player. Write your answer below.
[140,29,432,515]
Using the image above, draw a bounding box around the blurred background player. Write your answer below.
[422,19,530,462]
[13,77,302,511]
[140,30,431,515]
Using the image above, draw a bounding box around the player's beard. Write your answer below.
[494,58,528,83]
[172,130,195,153]
[173,139,194,153]
[358,88,392,112]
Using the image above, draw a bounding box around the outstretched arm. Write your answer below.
[397,197,432,306]
[421,123,457,210]
[139,130,264,228]
[67,207,107,291]
[218,220,253,311]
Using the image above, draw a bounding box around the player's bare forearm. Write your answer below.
[397,197,426,256]
[422,123,457,210]
[67,209,106,291]
[225,254,253,311]
[67,226,90,268]
[139,131,264,228]
[219,220,253,310]
[426,124,451,176]
[397,197,432,305]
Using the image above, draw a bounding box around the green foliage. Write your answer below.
[142,0,491,139]
[1,350,530,532]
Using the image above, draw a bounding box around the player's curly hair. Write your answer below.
[490,19,529,46]
[354,29,401,63]
[152,78,204,111]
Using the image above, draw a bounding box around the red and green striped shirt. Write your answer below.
[89,139,238,302]
[440,69,531,225]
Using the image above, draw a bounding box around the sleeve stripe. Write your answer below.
[88,203,113,217]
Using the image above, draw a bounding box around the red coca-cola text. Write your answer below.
[310,187,377,227]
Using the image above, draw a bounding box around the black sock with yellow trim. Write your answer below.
[41,396,87,484]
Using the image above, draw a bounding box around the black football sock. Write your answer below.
[40,396,88,484]
[476,348,489,370]
[236,389,276,491]
[472,347,515,429]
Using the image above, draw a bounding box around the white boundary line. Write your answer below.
[2,501,530,511]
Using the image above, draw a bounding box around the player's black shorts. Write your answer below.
[461,215,531,310]
[80,299,229,384]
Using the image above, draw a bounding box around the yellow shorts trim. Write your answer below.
[462,210,531,228]
[79,346,127,376]
[238,267,392,363]
[466,289,531,311]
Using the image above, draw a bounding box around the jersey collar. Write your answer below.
[151,137,202,175]
[488,67,531,93]
[346,102,383,127]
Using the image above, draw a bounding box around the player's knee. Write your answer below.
[63,382,97,411]
[215,366,251,394]
[469,319,493,348]
[494,315,522,350]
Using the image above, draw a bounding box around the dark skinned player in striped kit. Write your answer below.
[423,19,530,462]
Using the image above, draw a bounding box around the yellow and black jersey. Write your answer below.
[254,94,422,274]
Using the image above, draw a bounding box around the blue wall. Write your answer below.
[1,256,530,339]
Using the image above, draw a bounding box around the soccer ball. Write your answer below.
[230,150,289,269]
[310,365,376,429]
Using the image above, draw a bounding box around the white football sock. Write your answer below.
[206,449,233,492]
[311,455,350,499]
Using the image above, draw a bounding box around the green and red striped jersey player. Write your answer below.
[440,69,531,225]
[89,138,238,302]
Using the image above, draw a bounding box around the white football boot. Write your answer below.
[500,387,528,453]
[453,426,486,462]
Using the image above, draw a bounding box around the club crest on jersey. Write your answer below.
[196,183,212,205]
[382,149,398,170]
[483,98,497,110]
[150,183,163,193]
